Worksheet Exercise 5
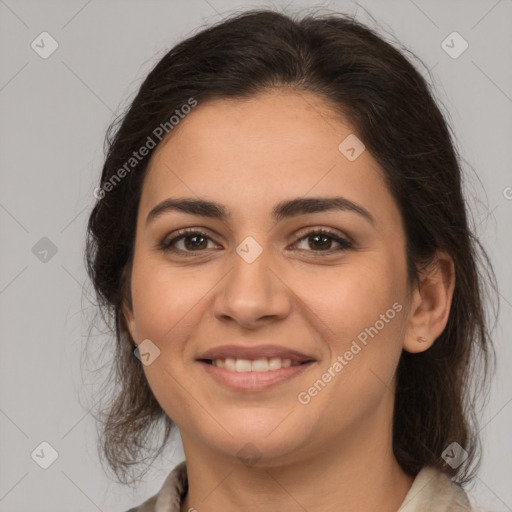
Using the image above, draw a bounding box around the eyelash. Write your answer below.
[158,227,354,257]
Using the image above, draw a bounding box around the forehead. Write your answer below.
[139,90,399,229]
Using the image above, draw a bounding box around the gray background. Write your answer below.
[0,0,511,510]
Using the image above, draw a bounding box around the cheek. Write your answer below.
[130,258,212,341]
[296,258,406,398]
[129,260,208,427]
[298,260,402,343]
[297,275,405,434]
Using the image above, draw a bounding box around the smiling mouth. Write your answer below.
[197,357,316,392]
[199,357,313,372]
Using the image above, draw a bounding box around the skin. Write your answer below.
[123,90,455,512]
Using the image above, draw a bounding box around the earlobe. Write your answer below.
[403,250,455,354]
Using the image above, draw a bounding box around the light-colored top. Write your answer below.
[126,461,474,512]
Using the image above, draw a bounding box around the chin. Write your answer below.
[197,415,312,467]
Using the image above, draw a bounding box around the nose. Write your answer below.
[212,245,292,329]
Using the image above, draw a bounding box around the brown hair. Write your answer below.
[85,8,497,486]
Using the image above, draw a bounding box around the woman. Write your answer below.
[85,8,497,512]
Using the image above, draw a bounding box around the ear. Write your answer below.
[120,264,138,345]
[122,299,138,345]
[403,250,455,354]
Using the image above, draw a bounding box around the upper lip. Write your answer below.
[196,344,316,363]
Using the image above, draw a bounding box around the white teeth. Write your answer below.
[235,359,252,372]
[269,357,282,370]
[252,358,269,372]
[224,358,236,371]
[213,357,295,372]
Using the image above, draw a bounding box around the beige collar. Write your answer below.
[130,462,473,512]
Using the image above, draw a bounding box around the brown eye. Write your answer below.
[159,230,217,254]
[181,234,209,250]
[294,229,353,253]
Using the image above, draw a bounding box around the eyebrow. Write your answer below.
[146,196,375,227]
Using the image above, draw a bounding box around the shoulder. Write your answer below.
[398,465,474,511]
[123,461,188,512]
[124,496,157,512]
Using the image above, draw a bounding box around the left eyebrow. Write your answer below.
[145,196,375,227]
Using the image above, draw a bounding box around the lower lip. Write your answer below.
[197,361,315,391]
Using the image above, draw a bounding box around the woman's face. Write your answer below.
[124,90,417,465]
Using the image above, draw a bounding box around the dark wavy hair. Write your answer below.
[84,8,498,486]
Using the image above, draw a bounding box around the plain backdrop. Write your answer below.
[0,0,511,510]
